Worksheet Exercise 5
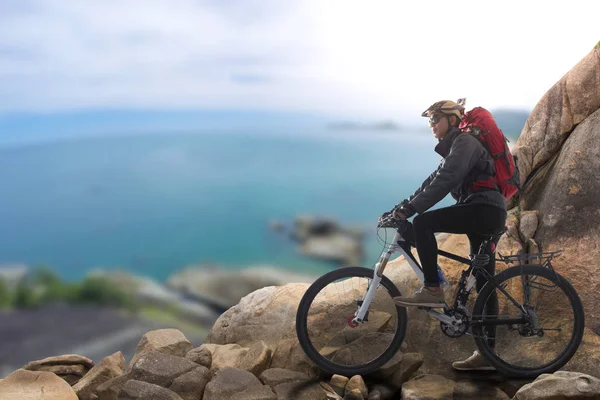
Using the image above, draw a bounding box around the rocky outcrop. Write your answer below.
[4,326,600,399]
[167,265,317,310]
[512,45,600,333]
[290,215,364,266]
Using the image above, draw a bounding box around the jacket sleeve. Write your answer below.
[407,164,442,203]
[407,135,483,214]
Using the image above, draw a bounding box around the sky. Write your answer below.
[0,0,599,132]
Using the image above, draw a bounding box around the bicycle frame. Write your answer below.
[352,229,530,328]
[354,230,465,325]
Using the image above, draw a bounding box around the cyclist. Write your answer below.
[381,100,507,370]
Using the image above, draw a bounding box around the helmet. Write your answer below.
[421,99,465,119]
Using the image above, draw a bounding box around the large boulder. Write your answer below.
[514,46,600,182]
[73,351,125,400]
[512,44,600,333]
[513,371,600,399]
[207,285,306,347]
[128,329,192,371]
[206,279,400,378]
[168,366,211,400]
[400,374,455,400]
[130,351,198,387]
[518,107,600,332]
[201,341,272,376]
[202,367,276,400]
[0,369,78,400]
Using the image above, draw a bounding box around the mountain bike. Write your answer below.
[295,216,585,378]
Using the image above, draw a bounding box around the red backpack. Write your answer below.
[459,107,520,199]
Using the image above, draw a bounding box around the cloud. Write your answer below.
[0,0,598,120]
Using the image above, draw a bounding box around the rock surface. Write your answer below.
[0,369,78,400]
[22,354,94,385]
[167,265,317,310]
[202,367,276,400]
[119,379,183,400]
[73,351,124,400]
[128,329,192,371]
[514,371,600,399]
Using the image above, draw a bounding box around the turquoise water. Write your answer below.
[0,129,450,281]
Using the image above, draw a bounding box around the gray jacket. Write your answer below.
[402,127,506,216]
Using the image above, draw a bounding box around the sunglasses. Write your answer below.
[429,114,445,125]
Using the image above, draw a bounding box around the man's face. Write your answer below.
[429,113,449,140]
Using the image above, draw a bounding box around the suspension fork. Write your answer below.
[352,232,402,324]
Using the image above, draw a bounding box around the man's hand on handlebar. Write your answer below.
[392,207,408,220]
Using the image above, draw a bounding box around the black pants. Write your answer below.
[410,203,507,346]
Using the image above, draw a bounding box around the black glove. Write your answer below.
[393,201,416,219]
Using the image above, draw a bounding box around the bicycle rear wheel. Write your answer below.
[472,265,584,377]
[296,266,407,376]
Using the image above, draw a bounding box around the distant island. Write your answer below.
[326,109,530,141]
[326,120,402,131]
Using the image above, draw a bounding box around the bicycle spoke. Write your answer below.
[472,266,583,376]
[296,267,406,375]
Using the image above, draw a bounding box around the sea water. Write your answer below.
[0,129,451,281]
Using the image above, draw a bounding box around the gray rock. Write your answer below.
[343,388,364,400]
[269,337,321,378]
[168,366,211,400]
[96,372,131,400]
[118,379,183,400]
[203,367,276,400]
[367,389,381,400]
[238,341,272,376]
[518,211,539,241]
[73,351,125,400]
[401,374,455,400]
[128,329,192,371]
[387,352,423,388]
[513,371,600,399]
[273,380,328,400]
[167,265,316,310]
[454,380,510,399]
[320,381,343,399]
[368,384,397,400]
[368,351,403,380]
[185,346,212,369]
[330,374,349,396]
[345,375,367,398]
[292,215,364,266]
[130,351,198,387]
[526,237,539,254]
[258,368,309,387]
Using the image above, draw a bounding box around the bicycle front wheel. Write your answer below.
[472,265,585,377]
[296,266,408,376]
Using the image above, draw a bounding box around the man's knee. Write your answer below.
[412,212,433,232]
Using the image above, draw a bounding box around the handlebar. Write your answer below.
[377,214,408,229]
